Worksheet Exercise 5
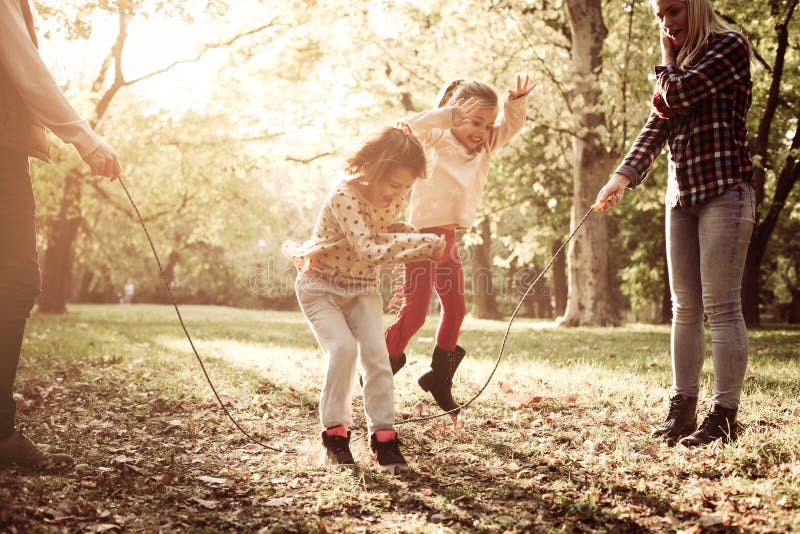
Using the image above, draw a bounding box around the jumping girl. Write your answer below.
[283,126,446,470]
[595,0,754,447]
[384,75,535,416]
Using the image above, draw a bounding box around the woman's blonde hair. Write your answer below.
[345,126,426,187]
[653,0,748,69]
[435,79,498,108]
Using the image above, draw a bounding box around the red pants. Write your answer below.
[385,228,466,358]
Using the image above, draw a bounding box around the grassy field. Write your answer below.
[1,304,799,532]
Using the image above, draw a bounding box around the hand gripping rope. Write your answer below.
[395,206,598,425]
[120,174,599,443]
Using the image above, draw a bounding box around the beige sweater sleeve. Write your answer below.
[331,190,441,265]
[402,107,454,147]
[485,95,527,153]
[0,0,101,157]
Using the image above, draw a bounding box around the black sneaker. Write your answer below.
[369,432,408,473]
[321,430,355,466]
[0,429,74,469]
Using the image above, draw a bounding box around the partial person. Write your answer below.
[283,126,446,471]
[594,0,754,447]
[1,0,121,467]
[384,75,535,417]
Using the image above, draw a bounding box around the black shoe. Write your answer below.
[321,430,355,466]
[0,430,74,469]
[369,432,408,473]
[651,394,698,445]
[679,405,739,447]
[359,353,407,387]
[418,345,465,414]
[390,353,407,375]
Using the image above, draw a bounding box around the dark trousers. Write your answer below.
[0,147,41,437]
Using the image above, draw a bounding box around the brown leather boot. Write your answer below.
[0,429,74,469]
[359,353,406,388]
[389,353,407,375]
[418,345,465,414]
[679,405,739,447]
[651,394,698,445]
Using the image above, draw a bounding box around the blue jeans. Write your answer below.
[0,147,41,436]
[667,183,755,409]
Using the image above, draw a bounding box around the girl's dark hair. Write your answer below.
[345,126,426,186]
[436,79,498,108]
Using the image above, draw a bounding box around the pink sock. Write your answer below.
[375,429,397,443]
[325,425,347,438]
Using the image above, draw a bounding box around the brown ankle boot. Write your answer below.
[0,430,74,469]
[679,405,739,447]
[418,345,465,414]
[390,353,406,375]
[651,394,697,445]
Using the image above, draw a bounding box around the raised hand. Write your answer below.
[660,28,677,65]
[451,97,481,125]
[508,75,536,100]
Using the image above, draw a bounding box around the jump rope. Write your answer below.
[117,175,600,449]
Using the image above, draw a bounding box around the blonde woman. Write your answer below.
[595,0,754,447]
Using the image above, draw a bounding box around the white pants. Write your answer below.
[295,273,394,434]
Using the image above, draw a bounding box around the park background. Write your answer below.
[2,0,800,532]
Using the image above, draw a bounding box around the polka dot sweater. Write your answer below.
[282,178,442,285]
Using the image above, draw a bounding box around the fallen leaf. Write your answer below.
[497,381,514,394]
[164,419,183,431]
[284,392,302,406]
[699,514,726,527]
[197,475,227,485]
[507,394,544,408]
[191,498,219,510]
[85,524,119,533]
[153,473,174,484]
[264,497,292,507]
[640,444,660,458]
[203,394,237,408]
[13,393,28,410]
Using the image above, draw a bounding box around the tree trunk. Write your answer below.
[552,239,567,316]
[38,173,82,314]
[470,219,500,319]
[559,0,618,326]
[529,267,553,318]
[741,1,799,327]
[789,290,800,324]
[743,117,800,327]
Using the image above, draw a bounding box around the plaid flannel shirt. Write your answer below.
[616,31,753,208]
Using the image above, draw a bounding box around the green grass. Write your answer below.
[2,304,799,532]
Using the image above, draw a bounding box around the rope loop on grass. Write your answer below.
[117,177,288,453]
[396,206,597,425]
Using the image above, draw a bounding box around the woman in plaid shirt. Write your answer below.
[594,0,755,447]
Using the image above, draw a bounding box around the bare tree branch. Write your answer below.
[124,19,280,87]
[286,152,336,164]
